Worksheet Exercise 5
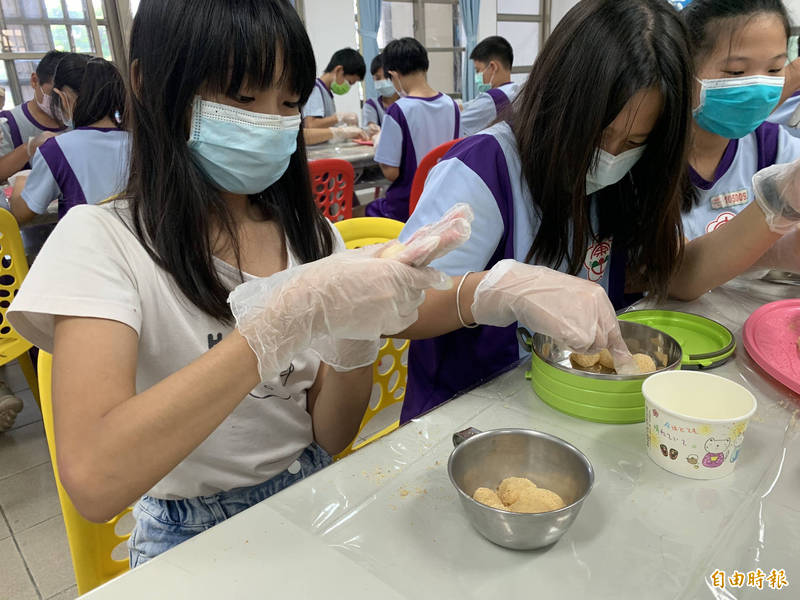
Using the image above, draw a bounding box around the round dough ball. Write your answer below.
[473,487,505,509]
[379,242,407,259]
[509,487,566,514]
[598,348,615,369]
[497,477,537,505]
[632,353,657,374]
[569,352,601,368]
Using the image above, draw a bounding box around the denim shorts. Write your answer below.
[128,443,332,567]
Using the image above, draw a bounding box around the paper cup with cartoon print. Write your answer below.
[642,371,757,479]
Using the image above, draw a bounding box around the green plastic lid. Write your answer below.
[618,310,735,369]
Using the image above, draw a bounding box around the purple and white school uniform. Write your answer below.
[0,102,65,166]
[303,78,336,119]
[459,82,520,137]
[398,121,622,422]
[22,127,130,219]
[683,121,800,240]
[362,97,389,127]
[366,93,460,221]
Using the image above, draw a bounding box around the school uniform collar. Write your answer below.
[22,101,65,132]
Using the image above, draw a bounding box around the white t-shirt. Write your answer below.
[8,202,344,499]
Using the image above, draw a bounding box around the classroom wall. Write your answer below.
[302,0,498,122]
[302,0,362,119]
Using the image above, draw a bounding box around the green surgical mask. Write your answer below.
[331,79,351,95]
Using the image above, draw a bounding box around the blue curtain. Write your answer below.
[358,0,383,101]
[459,0,480,102]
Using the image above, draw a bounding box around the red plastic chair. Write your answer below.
[408,138,462,216]
[308,159,355,222]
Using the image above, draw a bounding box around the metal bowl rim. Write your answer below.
[447,428,595,517]
[531,321,683,381]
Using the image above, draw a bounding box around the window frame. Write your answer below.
[0,0,127,108]
[496,0,551,79]
[371,0,465,99]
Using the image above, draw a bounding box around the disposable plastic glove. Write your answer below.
[381,203,474,267]
[752,224,800,273]
[337,112,359,126]
[229,251,451,381]
[366,123,381,138]
[331,126,368,142]
[471,260,636,373]
[752,158,800,234]
[315,203,474,370]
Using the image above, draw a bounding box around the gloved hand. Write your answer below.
[27,131,57,157]
[471,260,635,373]
[381,203,474,266]
[366,123,381,138]
[229,251,451,380]
[337,112,359,126]
[752,158,800,234]
[331,126,368,142]
[752,224,800,273]
[315,203,474,370]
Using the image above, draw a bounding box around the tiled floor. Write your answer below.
[0,357,402,600]
[0,360,77,600]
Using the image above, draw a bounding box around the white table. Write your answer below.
[84,279,800,599]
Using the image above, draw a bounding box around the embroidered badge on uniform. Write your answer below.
[705,211,736,234]
[584,239,612,282]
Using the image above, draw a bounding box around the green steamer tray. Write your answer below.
[520,321,683,424]
[618,310,735,369]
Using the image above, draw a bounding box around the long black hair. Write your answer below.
[511,0,692,301]
[51,53,91,122]
[126,0,333,322]
[72,58,126,128]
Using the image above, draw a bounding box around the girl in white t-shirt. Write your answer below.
[6,0,650,566]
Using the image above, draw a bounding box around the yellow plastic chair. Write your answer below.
[333,217,409,459]
[0,208,39,407]
[38,351,132,594]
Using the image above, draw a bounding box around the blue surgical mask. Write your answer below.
[187,97,300,195]
[374,79,396,98]
[586,146,646,195]
[693,75,784,139]
[474,67,493,94]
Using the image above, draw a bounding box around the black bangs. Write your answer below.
[213,0,316,102]
[131,0,315,124]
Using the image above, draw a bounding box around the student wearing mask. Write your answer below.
[460,36,520,137]
[7,0,638,565]
[681,0,800,241]
[362,53,399,133]
[0,50,68,181]
[10,57,130,224]
[366,38,461,221]
[303,47,365,129]
[400,0,800,423]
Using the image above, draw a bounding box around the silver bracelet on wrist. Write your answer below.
[456,272,479,329]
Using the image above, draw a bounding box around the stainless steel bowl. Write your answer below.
[447,427,594,550]
[520,320,683,382]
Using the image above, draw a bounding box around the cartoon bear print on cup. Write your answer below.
[702,438,730,468]
[729,433,744,463]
